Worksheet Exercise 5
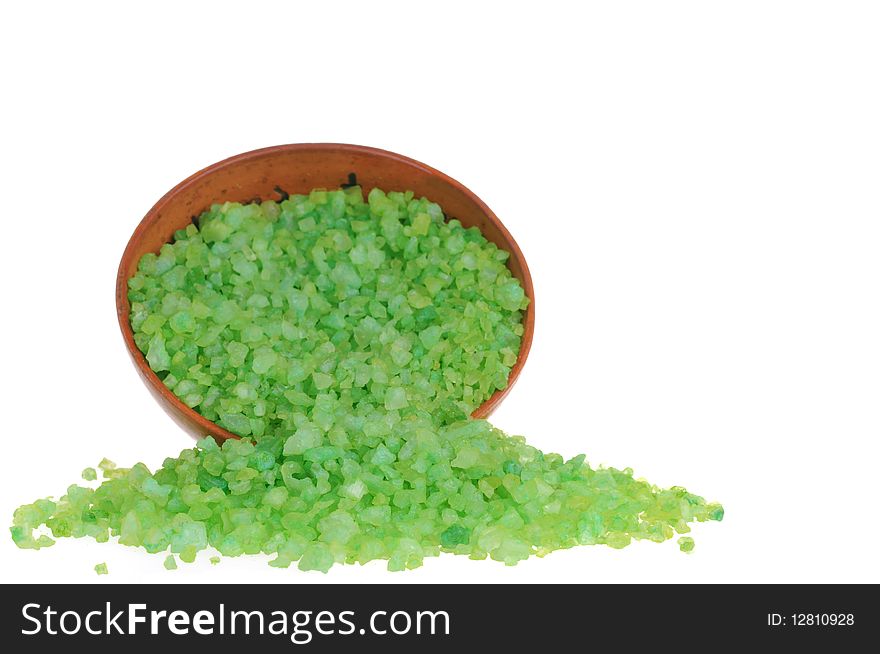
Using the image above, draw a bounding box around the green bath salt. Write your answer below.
[128,186,526,434]
[11,187,722,572]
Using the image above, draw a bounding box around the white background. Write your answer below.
[1,1,878,584]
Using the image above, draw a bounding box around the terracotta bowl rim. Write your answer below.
[115,143,535,441]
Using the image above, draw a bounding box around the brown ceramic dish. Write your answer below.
[116,144,535,442]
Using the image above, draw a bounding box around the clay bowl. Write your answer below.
[116,144,535,442]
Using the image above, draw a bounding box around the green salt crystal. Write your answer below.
[707,503,725,521]
[341,479,367,500]
[440,525,470,548]
[384,387,408,410]
[164,554,177,570]
[298,543,335,573]
[252,349,278,375]
[210,556,220,565]
[605,532,632,549]
[678,536,696,553]
[81,468,97,481]
[168,311,195,334]
[317,511,359,544]
[283,424,322,455]
[180,545,198,563]
[410,212,431,236]
[145,333,171,372]
[94,563,108,575]
[496,280,527,312]
[312,372,333,391]
[226,342,249,367]
[371,445,395,465]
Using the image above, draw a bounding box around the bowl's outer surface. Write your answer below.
[116,144,535,442]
